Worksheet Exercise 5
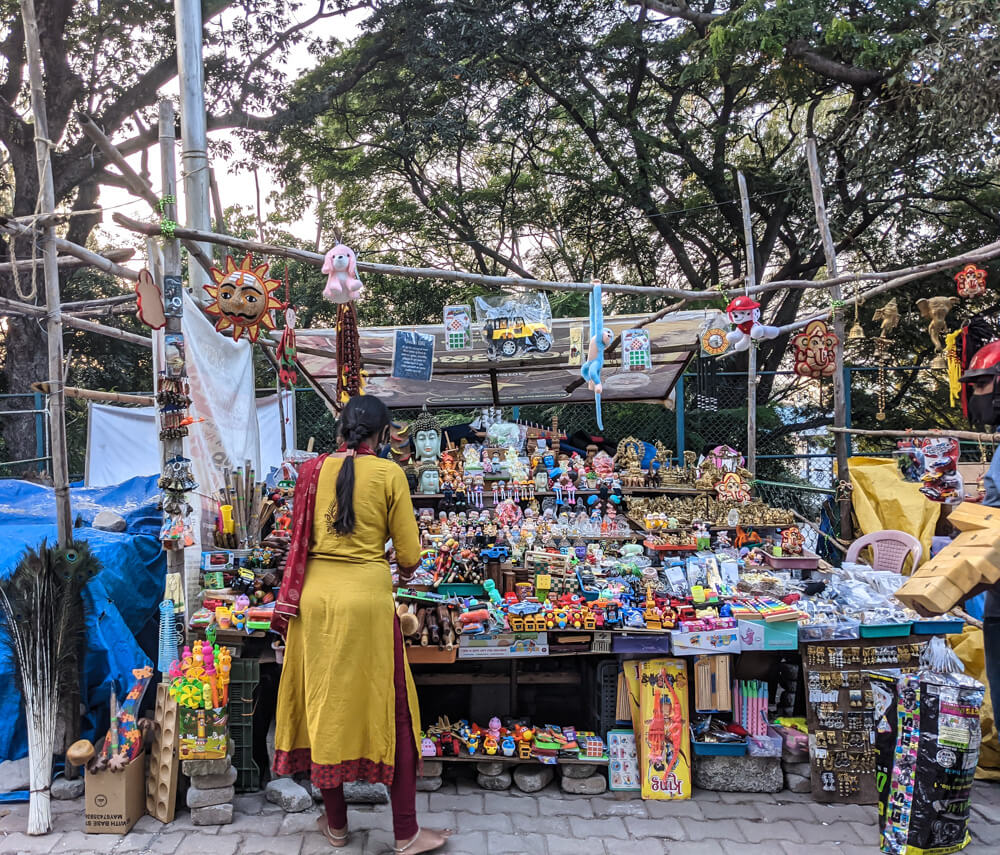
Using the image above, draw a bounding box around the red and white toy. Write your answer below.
[321,243,364,303]
[725,295,779,351]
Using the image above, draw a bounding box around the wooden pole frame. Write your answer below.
[806,137,853,539]
[736,171,757,477]
[20,0,71,548]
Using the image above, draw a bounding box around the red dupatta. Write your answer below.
[271,445,376,637]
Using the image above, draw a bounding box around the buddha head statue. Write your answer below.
[417,464,440,495]
[412,406,442,464]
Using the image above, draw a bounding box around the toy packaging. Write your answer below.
[608,729,641,791]
[872,640,985,855]
[474,292,553,360]
[444,304,473,350]
[626,658,691,799]
[178,707,229,760]
[621,329,652,371]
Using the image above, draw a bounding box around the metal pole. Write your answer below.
[736,171,757,478]
[20,0,71,546]
[33,391,44,474]
[806,137,853,539]
[174,0,214,300]
[674,373,685,461]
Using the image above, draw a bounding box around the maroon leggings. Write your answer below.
[321,619,418,840]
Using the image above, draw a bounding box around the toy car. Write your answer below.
[484,315,553,358]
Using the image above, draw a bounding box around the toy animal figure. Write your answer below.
[725,295,779,352]
[916,296,960,353]
[581,283,614,429]
[321,243,364,303]
[873,298,900,340]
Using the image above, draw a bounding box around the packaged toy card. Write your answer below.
[621,329,652,371]
[918,437,964,505]
[443,304,473,350]
[178,707,229,760]
[474,292,553,361]
[608,729,641,791]
[631,658,691,799]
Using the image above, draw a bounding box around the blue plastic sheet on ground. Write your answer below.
[0,477,165,763]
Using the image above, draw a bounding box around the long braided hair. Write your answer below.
[331,395,391,535]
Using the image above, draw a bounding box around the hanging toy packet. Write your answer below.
[918,437,964,505]
[872,637,984,855]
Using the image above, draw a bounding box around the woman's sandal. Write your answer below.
[392,828,453,853]
[316,814,349,848]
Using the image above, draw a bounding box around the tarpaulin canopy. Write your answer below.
[0,476,165,765]
[293,310,710,409]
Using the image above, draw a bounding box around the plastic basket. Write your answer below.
[229,722,259,793]
[748,729,783,758]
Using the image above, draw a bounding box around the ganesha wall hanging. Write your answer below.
[791,320,840,379]
[954,264,987,299]
[204,254,283,342]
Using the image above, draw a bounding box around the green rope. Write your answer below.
[160,219,177,239]
[158,195,178,240]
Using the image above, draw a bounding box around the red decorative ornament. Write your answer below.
[954,264,987,298]
[792,320,840,379]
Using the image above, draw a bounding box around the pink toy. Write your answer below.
[725,295,779,352]
[566,482,576,505]
[321,244,364,303]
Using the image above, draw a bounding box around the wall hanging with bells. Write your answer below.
[872,298,900,421]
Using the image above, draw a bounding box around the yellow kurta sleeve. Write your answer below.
[386,464,420,572]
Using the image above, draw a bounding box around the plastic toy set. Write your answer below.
[420,716,605,764]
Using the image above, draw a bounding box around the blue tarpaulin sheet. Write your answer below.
[0,476,165,763]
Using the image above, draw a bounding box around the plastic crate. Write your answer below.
[593,659,622,739]
[229,722,259,793]
[693,739,747,756]
[227,657,260,793]
[912,619,964,635]
[859,622,912,638]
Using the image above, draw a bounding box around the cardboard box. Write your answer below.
[457,631,548,658]
[669,628,740,656]
[946,502,1000,532]
[738,619,799,651]
[85,750,146,834]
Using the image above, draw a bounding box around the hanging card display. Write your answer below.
[474,292,553,360]
[443,305,473,350]
[700,312,731,357]
[392,330,435,382]
[569,326,584,366]
[608,729,641,792]
[621,329,652,371]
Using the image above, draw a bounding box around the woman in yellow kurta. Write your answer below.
[273,395,451,853]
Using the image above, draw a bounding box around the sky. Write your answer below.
[95,6,368,260]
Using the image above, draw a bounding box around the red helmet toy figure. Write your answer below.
[959,339,1000,429]
[725,295,780,352]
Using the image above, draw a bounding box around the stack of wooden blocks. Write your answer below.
[895,502,1000,614]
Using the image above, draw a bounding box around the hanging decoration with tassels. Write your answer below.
[277,266,298,389]
[335,303,364,404]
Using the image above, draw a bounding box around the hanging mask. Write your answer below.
[204,254,282,342]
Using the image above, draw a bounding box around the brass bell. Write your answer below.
[848,322,865,341]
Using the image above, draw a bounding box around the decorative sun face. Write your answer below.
[204,254,282,342]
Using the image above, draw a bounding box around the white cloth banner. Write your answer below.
[85,393,295,488]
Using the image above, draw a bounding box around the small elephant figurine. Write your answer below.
[873,298,900,340]
[321,243,363,303]
[916,296,960,353]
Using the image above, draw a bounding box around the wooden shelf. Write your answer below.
[428,753,608,767]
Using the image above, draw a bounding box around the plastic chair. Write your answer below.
[845,530,923,574]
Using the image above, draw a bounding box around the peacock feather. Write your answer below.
[0,540,99,835]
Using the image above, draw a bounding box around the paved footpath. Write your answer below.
[2,776,998,855]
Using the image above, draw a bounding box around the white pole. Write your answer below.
[174,0,214,302]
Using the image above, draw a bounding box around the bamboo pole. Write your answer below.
[30,383,154,406]
[736,171,757,478]
[0,295,152,347]
[0,217,140,281]
[0,249,134,274]
[830,426,1000,442]
[76,112,215,278]
[110,213,1000,307]
[806,137,852,540]
[20,0,70,555]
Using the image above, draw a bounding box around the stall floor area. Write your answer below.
[2,778,999,855]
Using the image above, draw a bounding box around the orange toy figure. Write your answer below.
[217,647,232,706]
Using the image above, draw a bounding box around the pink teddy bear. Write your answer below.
[321,243,363,303]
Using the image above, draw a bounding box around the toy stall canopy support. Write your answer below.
[287,310,710,410]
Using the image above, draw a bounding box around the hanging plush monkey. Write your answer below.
[580,283,613,430]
